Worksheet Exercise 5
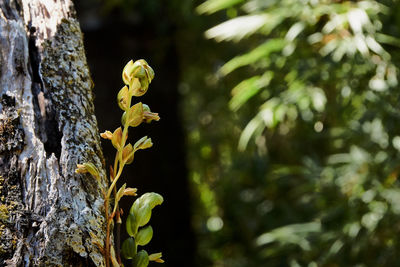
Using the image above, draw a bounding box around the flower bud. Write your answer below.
[111,127,123,150]
[100,130,112,140]
[142,104,160,123]
[122,144,134,164]
[115,183,127,207]
[133,250,149,267]
[124,187,138,196]
[75,162,100,180]
[122,60,147,85]
[149,252,164,263]
[136,225,153,246]
[117,85,130,111]
[126,102,144,127]
[134,136,153,151]
[130,77,148,97]
[144,111,160,123]
[122,60,134,85]
[136,59,155,82]
[131,60,147,78]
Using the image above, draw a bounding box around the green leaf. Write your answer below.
[126,212,138,237]
[205,14,269,42]
[130,193,164,214]
[136,203,152,227]
[220,39,286,75]
[136,225,153,246]
[140,192,164,209]
[133,250,149,267]
[197,0,245,14]
[121,237,136,259]
[229,71,273,111]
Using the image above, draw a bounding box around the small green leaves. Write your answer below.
[75,162,100,180]
[126,212,138,237]
[133,250,149,267]
[136,226,153,246]
[117,85,130,111]
[121,237,137,259]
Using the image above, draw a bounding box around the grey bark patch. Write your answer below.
[1,1,107,266]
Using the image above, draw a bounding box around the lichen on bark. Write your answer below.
[0,0,108,266]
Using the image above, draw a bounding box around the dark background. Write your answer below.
[74,1,197,266]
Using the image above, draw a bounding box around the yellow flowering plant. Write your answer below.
[76,59,164,267]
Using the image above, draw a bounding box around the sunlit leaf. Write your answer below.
[220,39,286,75]
[197,0,245,14]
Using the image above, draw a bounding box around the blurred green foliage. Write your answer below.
[188,0,400,266]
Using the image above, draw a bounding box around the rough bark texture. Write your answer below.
[0,0,107,266]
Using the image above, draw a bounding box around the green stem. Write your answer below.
[107,162,124,199]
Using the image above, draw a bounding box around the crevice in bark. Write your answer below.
[0,1,18,20]
[28,24,62,159]
[63,248,97,267]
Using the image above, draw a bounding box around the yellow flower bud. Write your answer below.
[122,144,134,164]
[117,85,130,111]
[124,187,138,196]
[122,60,134,85]
[100,130,112,140]
[149,252,164,263]
[133,136,153,151]
[111,127,123,150]
[75,162,100,180]
[126,102,144,127]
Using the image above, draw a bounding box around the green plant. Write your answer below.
[76,59,164,267]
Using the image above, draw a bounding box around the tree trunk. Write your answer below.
[0,0,106,266]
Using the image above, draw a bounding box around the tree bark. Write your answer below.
[0,0,106,266]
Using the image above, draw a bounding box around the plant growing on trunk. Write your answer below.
[76,59,164,267]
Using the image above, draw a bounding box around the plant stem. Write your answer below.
[107,164,124,199]
[105,88,134,266]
